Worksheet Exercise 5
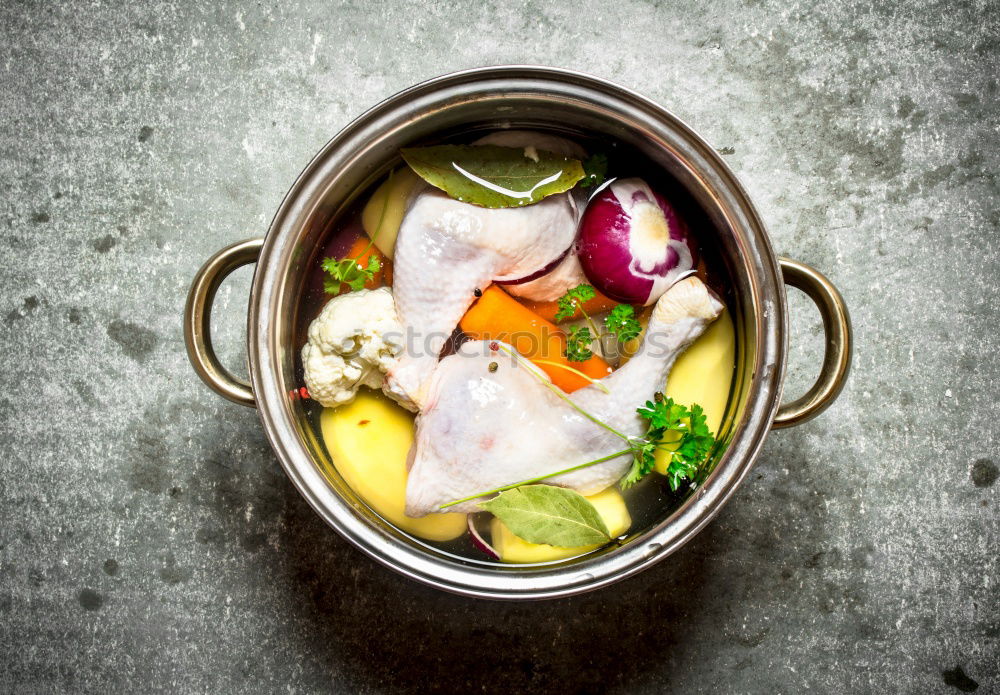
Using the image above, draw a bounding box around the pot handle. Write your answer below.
[184,238,264,408]
[772,257,852,428]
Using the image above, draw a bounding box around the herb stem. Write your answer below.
[575,301,603,340]
[528,359,611,394]
[439,447,633,509]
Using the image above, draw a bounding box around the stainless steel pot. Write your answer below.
[184,66,851,599]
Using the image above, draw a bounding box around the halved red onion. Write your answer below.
[467,514,499,560]
[577,178,696,306]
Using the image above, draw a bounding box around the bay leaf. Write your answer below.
[400,145,585,208]
[480,485,611,548]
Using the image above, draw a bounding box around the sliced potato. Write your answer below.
[360,168,423,260]
[654,307,735,475]
[319,389,467,541]
[490,487,632,563]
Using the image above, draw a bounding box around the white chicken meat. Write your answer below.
[404,276,724,516]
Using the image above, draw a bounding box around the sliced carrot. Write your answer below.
[459,286,612,392]
[516,286,620,324]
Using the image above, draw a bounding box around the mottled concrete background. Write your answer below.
[1,0,997,692]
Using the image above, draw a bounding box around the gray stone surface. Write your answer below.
[1,0,997,692]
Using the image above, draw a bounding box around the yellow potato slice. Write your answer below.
[319,389,467,541]
[654,308,735,474]
[489,487,632,564]
[360,168,423,260]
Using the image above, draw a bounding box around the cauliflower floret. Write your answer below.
[301,287,406,408]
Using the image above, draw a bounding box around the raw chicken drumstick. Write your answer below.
[384,132,583,410]
[404,276,724,516]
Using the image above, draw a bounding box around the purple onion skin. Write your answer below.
[494,244,571,285]
[467,515,499,560]
[577,181,696,305]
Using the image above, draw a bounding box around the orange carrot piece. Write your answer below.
[459,286,611,392]
[516,287,620,324]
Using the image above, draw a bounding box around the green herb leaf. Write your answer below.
[564,325,594,362]
[636,396,688,431]
[555,284,597,322]
[605,304,642,342]
[322,254,381,296]
[620,438,658,488]
[622,394,717,490]
[578,153,608,189]
[480,485,611,547]
[400,145,585,209]
[666,404,715,490]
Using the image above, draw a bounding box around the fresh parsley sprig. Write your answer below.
[555,284,596,322]
[605,304,642,342]
[622,394,716,490]
[565,325,595,362]
[555,284,644,362]
[322,255,381,295]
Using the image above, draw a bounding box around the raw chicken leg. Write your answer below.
[384,133,583,410]
[405,277,724,516]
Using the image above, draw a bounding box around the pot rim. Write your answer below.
[247,65,786,600]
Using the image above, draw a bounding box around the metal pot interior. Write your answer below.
[251,68,783,597]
